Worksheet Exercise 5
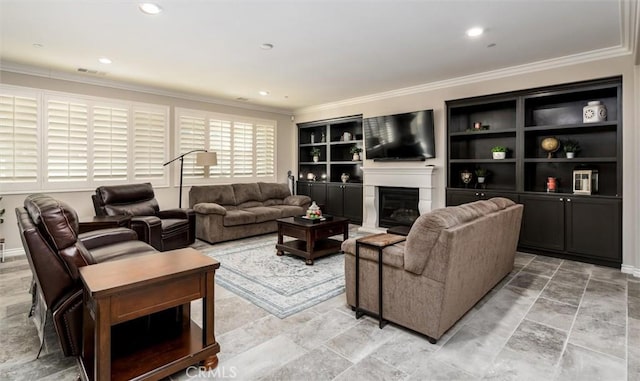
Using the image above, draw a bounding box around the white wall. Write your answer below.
[294,55,639,273]
[0,71,295,252]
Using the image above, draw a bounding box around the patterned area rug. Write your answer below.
[200,234,356,318]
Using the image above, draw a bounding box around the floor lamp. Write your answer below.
[163,149,218,208]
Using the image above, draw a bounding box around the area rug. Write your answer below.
[200,236,348,318]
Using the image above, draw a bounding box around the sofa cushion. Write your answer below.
[232,183,262,205]
[237,201,264,209]
[189,185,236,207]
[258,182,291,200]
[161,219,189,235]
[264,199,284,206]
[243,207,283,223]
[271,205,304,218]
[284,195,311,207]
[223,210,257,226]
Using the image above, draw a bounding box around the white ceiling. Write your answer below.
[0,1,635,113]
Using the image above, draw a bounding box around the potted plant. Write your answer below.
[310,148,321,162]
[491,146,508,159]
[350,146,363,161]
[563,139,581,159]
[475,168,488,184]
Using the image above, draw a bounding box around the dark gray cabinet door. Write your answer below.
[297,182,326,206]
[446,189,518,206]
[565,197,621,261]
[519,194,565,251]
[343,184,363,223]
[325,184,344,216]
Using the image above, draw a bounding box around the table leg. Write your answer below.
[94,298,111,381]
[202,271,218,370]
[276,226,284,256]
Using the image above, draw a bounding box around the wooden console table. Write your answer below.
[78,248,220,381]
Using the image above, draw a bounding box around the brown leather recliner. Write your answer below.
[16,194,158,356]
[92,183,196,251]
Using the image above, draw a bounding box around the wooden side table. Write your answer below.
[78,215,132,234]
[355,233,406,328]
[78,248,220,381]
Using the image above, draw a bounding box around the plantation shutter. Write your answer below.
[46,100,88,182]
[178,115,206,178]
[93,106,128,181]
[0,94,38,184]
[133,108,167,180]
[255,123,275,176]
[209,118,232,177]
[232,122,254,177]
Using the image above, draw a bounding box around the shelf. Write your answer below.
[523,157,616,163]
[300,161,327,165]
[300,142,328,147]
[524,121,617,132]
[520,191,621,199]
[331,161,362,165]
[450,128,517,137]
[329,140,363,145]
[450,159,516,164]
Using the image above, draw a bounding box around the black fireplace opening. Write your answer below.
[378,187,419,228]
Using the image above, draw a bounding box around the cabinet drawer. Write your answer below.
[110,275,203,324]
[315,224,345,239]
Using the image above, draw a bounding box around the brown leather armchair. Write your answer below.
[92,183,196,251]
[16,194,158,356]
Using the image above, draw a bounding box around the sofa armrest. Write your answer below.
[131,216,163,250]
[157,208,194,220]
[79,227,138,250]
[193,203,227,216]
[284,195,311,207]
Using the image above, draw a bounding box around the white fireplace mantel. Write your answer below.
[360,166,436,232]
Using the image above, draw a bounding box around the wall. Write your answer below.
[0,71,295,252]
[294,55,639,273]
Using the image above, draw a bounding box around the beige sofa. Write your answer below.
[189,182,311,244]
[342,197,523,342]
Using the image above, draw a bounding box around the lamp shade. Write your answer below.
[196,151,217,166]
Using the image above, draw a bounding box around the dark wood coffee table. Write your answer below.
[276,216,349,265]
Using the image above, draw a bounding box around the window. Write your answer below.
[176,108,276,183]
[0,92,39,190]
[0,85,169,192]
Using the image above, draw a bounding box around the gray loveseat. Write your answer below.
[342,197,523,343]
[189,182,311,244]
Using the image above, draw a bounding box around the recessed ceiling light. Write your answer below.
[466,27,484,37]
[98,57,112,64]
[260,43,274,50]
[139,3,162,15]
[259,90,270,96]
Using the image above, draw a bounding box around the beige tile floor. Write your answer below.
[1,247,638,380]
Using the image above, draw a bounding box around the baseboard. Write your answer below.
[621,265,640,278]
[2,247,26,261]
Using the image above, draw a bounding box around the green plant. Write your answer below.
[491,146,508,153]
[475,168,488,177]
[349,146,363,154]
[310,148,321,157]
[562,139,581,153]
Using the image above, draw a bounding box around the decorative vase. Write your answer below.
[583,101,607,123]
[352,153,360,161]
[306,201,322,219]
[313,155,319,162]
[546,177,557,193]
[341,173,350,183]
[566,152,575,159]
[343,132,352,141]
[477,176,485,184]
[310,132,315,144]
[492,152,506,160]
[460,170,473,187]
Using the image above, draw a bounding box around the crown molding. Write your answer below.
[0,61,294,116]
[295,45,631,115]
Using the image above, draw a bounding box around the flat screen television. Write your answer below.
[363,109,435,161]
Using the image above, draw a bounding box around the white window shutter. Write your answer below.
[46,100,88,182]
[255,123,275,177]
[0,94,39,184]
[232,122,254,177]
[93,106,128,181]
[209,119,232,177]
[133,108,167,180]
[178,115,206,178]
